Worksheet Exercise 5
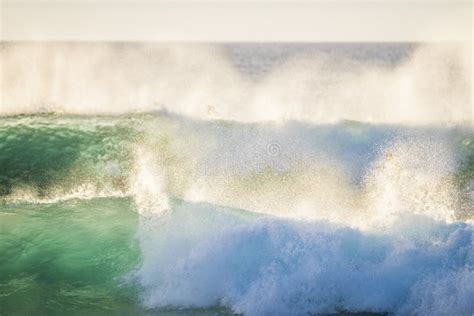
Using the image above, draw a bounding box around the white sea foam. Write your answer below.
[132,199,474,316]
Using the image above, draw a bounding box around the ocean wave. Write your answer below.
[1,114,472,220]
[1,43,471,125]
[0,112,473,314]
[2,194,473,315]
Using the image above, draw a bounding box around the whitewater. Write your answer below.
[0,43,473,315]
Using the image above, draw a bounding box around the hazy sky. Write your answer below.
[1,1,472,41]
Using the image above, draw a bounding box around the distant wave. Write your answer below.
[0,43,471,124]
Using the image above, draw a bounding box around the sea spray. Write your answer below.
[130,146,169,217]
[1,43,471,124]
[364,136,460,225]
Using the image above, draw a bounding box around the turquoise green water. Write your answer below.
[0,197,141,314]
[0,115,138,198]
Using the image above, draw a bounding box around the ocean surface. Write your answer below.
[0,43,473,315]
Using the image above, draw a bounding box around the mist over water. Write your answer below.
[1,42,472,124]
[0,43,473,315]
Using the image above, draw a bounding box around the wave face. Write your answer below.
[0,198,142,314]
[0,43,473,315]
